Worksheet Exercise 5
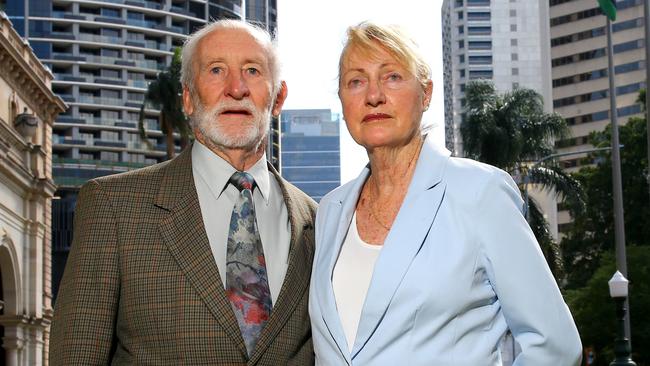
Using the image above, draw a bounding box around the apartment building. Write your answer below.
[549,0,646,234]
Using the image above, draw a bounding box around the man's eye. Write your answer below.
[210,67,222,74]
[246,67,259,75]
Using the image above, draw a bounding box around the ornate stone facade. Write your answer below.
[0,11,66,366]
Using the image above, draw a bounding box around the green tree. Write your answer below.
[461,79,584,276]
[637,88,646,111]
[565,246,650,365]
[562,116,650,289]
[139,47,192,159]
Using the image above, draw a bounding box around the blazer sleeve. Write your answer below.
[474,169,582,366]
[50,180,120,365]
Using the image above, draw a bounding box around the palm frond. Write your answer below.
[137,104,153,150]
[527,197,564,279]
[528,165,585,214]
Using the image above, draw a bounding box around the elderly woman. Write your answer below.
[309,22,582,365]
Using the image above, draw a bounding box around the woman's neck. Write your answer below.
[366,134,424,198]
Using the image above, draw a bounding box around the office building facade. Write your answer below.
[441,0,554,156]
[441,0,558,245]
[280,109,340,202]
[3,0,278,300]
[0,11,66,365]
[549,0,646,234]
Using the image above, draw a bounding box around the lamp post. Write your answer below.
[608,271,636,366]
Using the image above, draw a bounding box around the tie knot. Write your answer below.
[229,171,255,192]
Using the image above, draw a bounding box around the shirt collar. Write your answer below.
[192,140,271,203]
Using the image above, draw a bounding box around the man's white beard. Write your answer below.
[190,98,272,151]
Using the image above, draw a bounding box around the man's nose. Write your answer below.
[225,71,250,100]
[365,80,386,107]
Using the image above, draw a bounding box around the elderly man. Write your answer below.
[50,20,316,365]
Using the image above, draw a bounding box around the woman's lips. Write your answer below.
[362,113,391,122]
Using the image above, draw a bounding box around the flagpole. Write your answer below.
[606,14,632,340]
[643,0,650,209]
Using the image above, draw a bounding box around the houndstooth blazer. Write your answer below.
[50,145,317,365]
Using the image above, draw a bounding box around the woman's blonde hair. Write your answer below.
[338,21,431,90]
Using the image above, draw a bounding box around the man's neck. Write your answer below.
[197,136,266,171]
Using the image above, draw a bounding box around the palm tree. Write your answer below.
[460,79,585,277]
[139,47,192,160]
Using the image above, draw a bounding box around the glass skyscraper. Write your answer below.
[280,109,341,202]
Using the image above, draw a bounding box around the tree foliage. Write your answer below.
[565,246,650,365]
[461,80,585,276]
[139,48,192,159]
[562,116,650,289]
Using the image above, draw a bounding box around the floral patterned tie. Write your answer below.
[225,171,272,356]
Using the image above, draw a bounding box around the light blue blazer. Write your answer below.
[309,135,582,365]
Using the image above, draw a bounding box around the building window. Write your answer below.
[458,25,464,34]
[468,40,491,50]
[467,11,490,21]
[100,151,120,162]
[458,40,465,49]
[459,54,465,63]
[468,26,491,35]
[510,9,517,17]
[457,11,464,20]
[467,0,490,5]
[510,24,517,32]
[469,55,492,65]
[512,68,519,75]
[511,53,518,61]
[469,69,493,79]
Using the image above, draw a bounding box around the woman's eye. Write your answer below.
[348,78,363,88]
[387,73,402,82]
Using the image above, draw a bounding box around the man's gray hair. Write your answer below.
[180,19,281,95]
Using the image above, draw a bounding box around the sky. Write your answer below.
[277,0,445,183]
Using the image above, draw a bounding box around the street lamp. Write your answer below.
[608,271,636,366]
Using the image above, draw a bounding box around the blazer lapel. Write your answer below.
[155,147,247,358]
[249,164,315,364]
[352,136,451,358]
[316,168,369,362]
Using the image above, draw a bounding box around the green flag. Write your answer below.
[598,0,617,21]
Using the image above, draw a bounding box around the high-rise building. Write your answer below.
[549,0,646,235]
[441,0,553,156]
[280,109,341,202]
[0,10,66,365]
[441,0,559,247]
[3,0,278,300]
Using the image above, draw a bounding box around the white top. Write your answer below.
[192,141,291,304]
[332,212,383,352]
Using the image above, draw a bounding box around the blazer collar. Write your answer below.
[353,135,451,357]
[317,135,451,360]
[155,147,315,362]
[155,146,248,357]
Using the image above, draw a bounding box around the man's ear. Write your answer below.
[272,81,288,117]
[182,87,194,116]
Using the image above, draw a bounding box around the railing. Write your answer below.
[77,95,124,106]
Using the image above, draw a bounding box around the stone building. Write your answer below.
[0,11,66,366]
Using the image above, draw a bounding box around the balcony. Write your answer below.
[77,95,124,106]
